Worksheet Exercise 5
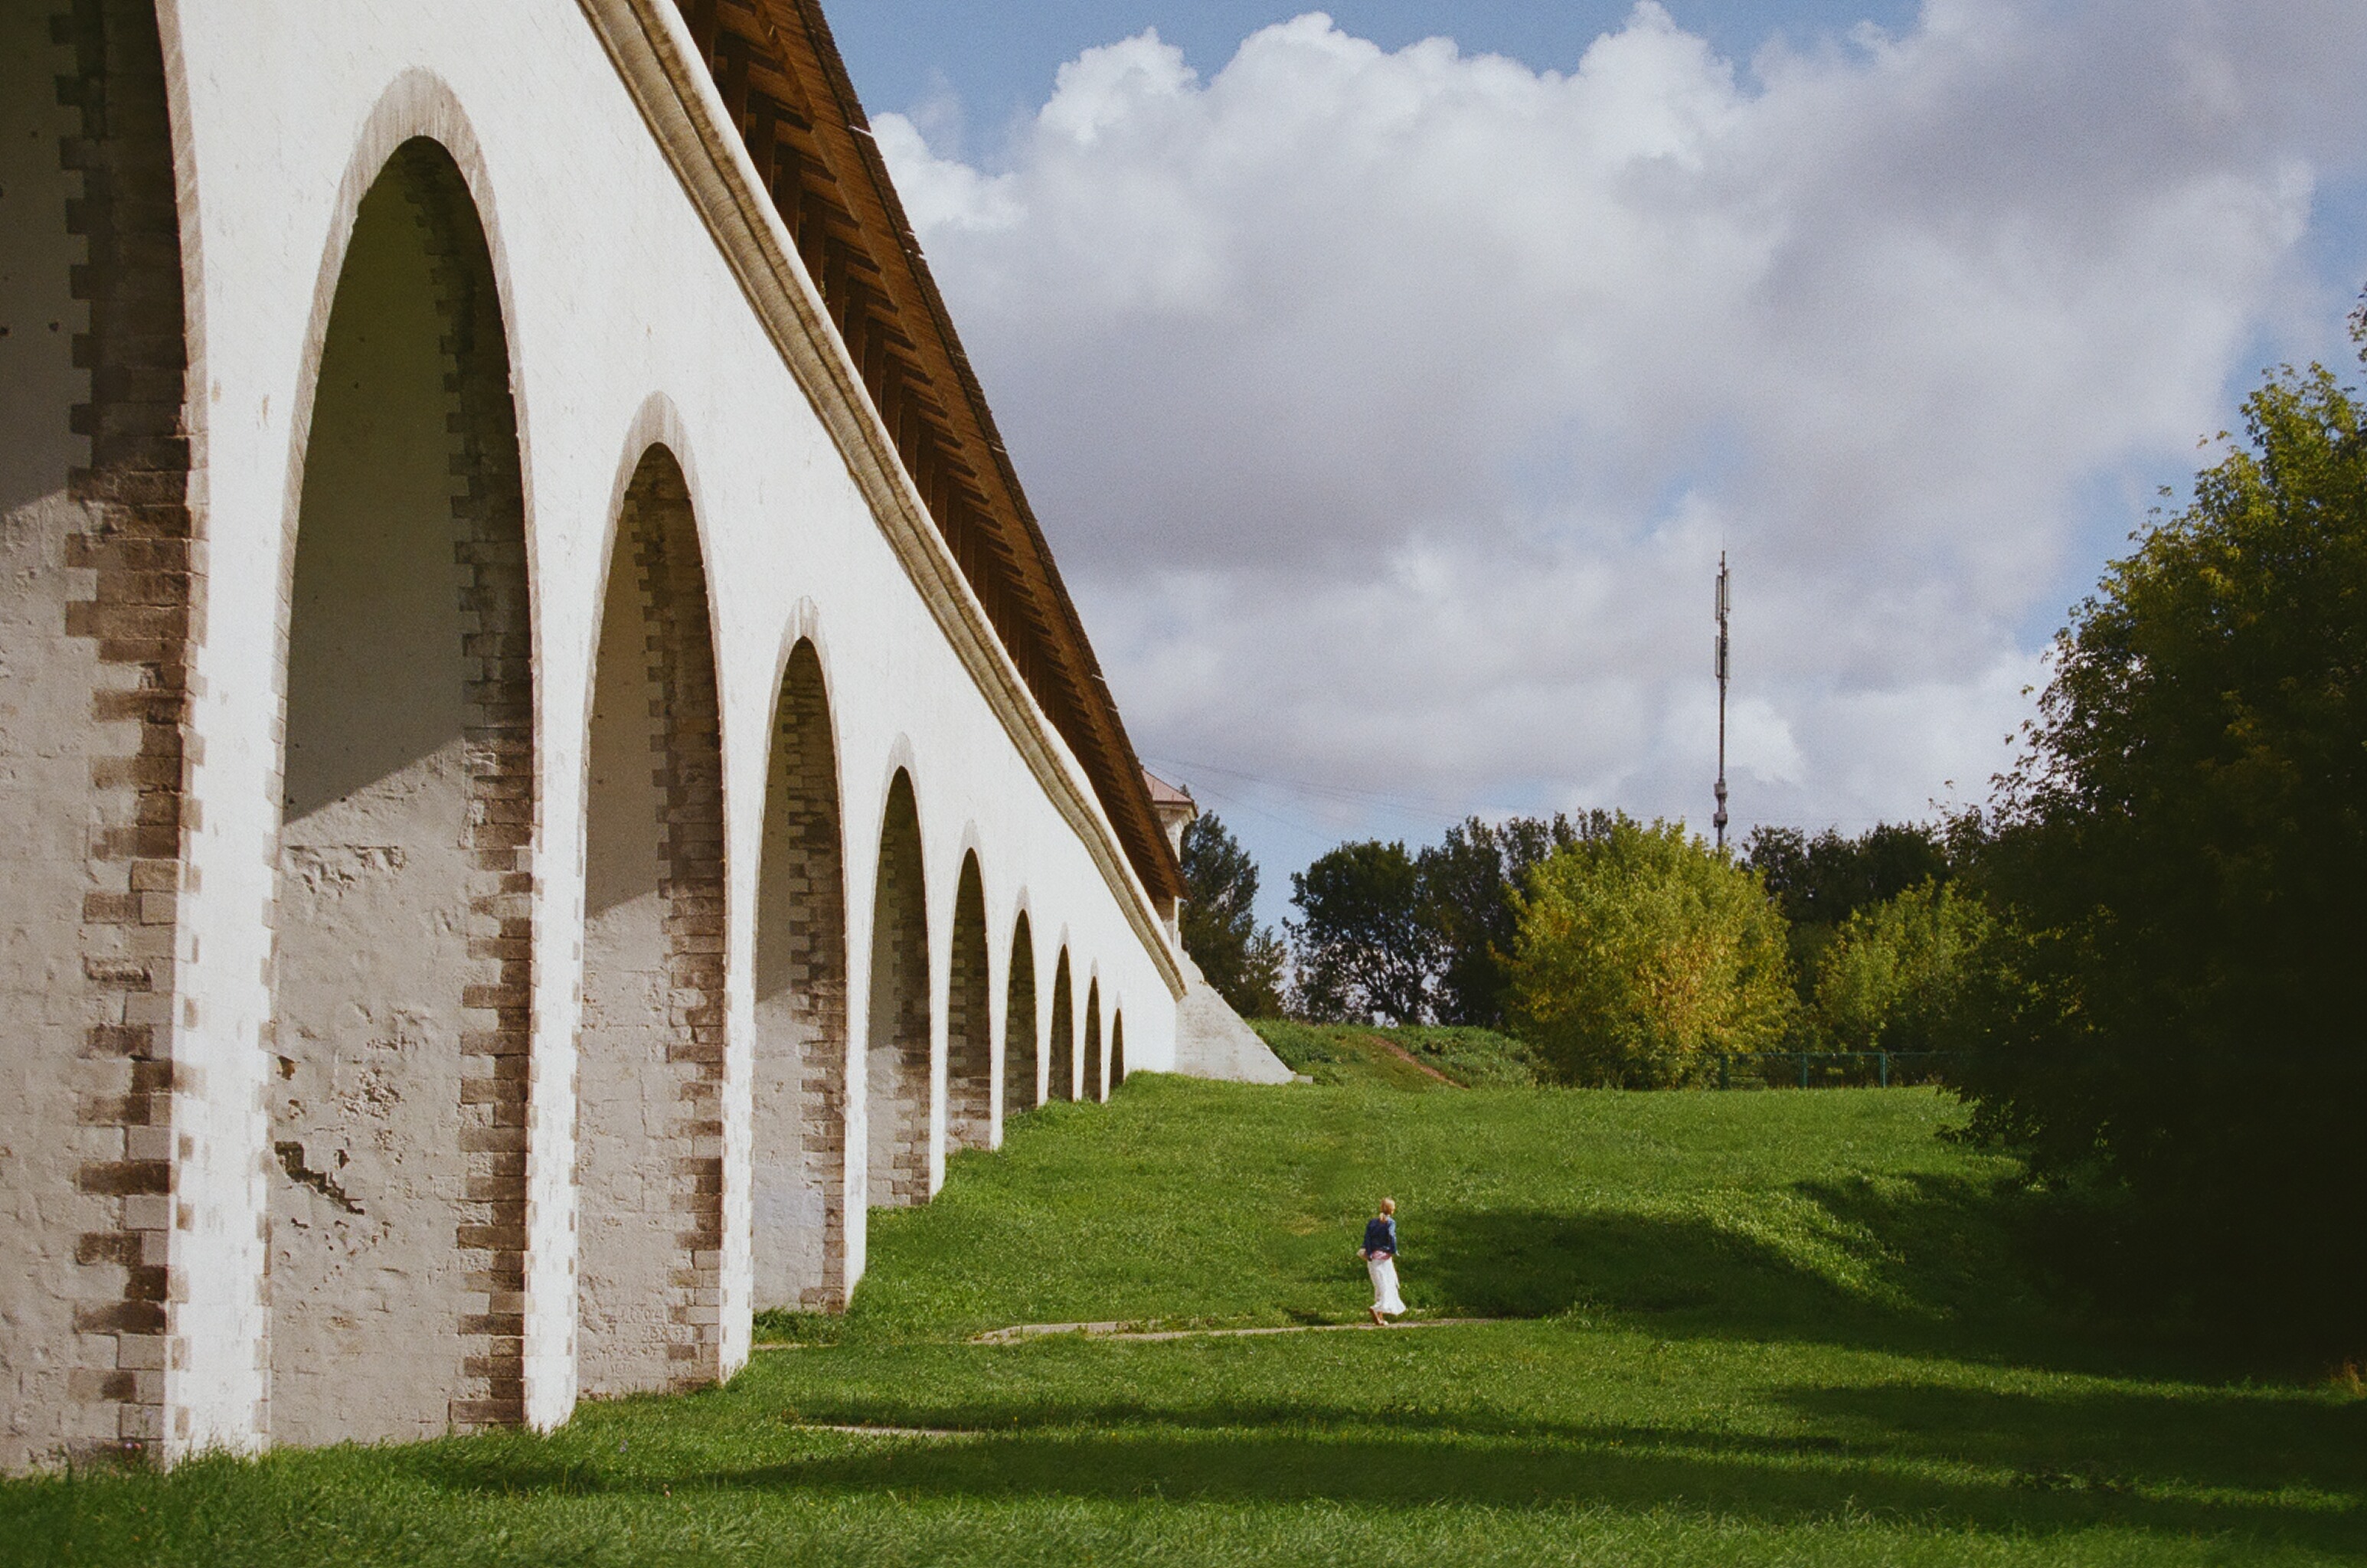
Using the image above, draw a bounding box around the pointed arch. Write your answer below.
[1084,976,1105,1102]
[264,138,534,1444]
[752,638,848,1310]
[1111,1011,1126,1091]
[946,852,992,1152]
[867,770,931,1207]
[1003,912,1039,1119]
[1048,948,1076,1102]
[576,442,725,1398]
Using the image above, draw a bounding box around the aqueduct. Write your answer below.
[0,0,1253,1468]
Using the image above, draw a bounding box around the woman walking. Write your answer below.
[1359,1197,1407,1326]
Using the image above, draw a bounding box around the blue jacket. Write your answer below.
[1362,1216,1398,1257]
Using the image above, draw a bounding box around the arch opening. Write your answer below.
[1084,978,1104,1103]
[1111,1011,1126,1091]
[946,854,992,1152]
[866,772,930,1208]
[752,639,848,1311]
[1048,949,1075,1102]
[267,139,533,1445]
[576,445,725,1397]
[1002,913,1038,1119]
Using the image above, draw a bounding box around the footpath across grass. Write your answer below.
[5,1077,2361,1566]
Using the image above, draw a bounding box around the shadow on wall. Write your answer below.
[269,135,534,1446]
[576,443,726,1400]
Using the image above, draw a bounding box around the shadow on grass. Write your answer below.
[1777,1381,2367,1498]
[1414,1175,2120,1367]
[714,1367,2367,1506]
[389,1383,2366,1555]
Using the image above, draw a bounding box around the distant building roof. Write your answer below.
[1142,769,1196,811]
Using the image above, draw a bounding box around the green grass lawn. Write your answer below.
[7,1076,2360,1566]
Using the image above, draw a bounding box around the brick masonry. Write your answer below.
[944,855,992,1152]
[259,137,532,1447]
[2,0,1186,1471]
[1084,979,1103,1103]
[752,638,850,1312]
[580,450,727,1390]
[649,462,727,1384]
[428,144,536,1435]
[865,776,930,1207]
[1048,950,1075,1102]
[1002,914,1040,1117]
[58,0,196,1468]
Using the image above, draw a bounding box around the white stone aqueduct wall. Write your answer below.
[0,0,1182,1469]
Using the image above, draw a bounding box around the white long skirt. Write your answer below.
[1366,1255,1406,1316]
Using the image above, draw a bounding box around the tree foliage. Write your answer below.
[1743,822,1953,929]
[1288,840,1434,1023]
[1807,880,1991,1054]
[1417,813,1605,1027]
[1179,812,1286,1017]
[1509,816,1797,1086]
[1744,821,1957,1003]
[1953,322,2367,1346]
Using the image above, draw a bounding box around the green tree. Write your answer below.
[1288,840,1432,1023]
[1744,820,1953,1001]
[1808,880,1991,1054]
[1509,815,1797,1086]
[1417,812,1605,1027]
[1179,812,1286,1017]
[1957,311,2367,1347]
[1744,821,1952,928]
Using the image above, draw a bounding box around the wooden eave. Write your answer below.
[672,0,1182,903]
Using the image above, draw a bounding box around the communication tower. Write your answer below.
[1713,553,1731,851]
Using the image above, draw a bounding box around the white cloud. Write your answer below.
[877,2,2367,873]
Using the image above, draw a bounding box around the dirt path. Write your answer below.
[1365,1034,1460,1086]
[790,1422,979,1439]
[751,1317,1508,1352]
[967,1316,1500,1345]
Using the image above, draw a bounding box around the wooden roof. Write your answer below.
[674,0,1184,904]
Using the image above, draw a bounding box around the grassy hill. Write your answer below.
[6,1076,2360,1566]
[1249,1019,1543,1087]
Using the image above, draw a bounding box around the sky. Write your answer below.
[822,2,2367,930]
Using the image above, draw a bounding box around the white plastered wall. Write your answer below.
[154,0,1182,1458]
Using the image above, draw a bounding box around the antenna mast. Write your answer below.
[1713,552,1731,851]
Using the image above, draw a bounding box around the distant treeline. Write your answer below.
[1183,808,1976,1073]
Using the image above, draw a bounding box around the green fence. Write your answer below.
[1712,1051,1957,1089]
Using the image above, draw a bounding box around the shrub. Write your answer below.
[1509,816,1797,1086]
[1809,880,1993,1054]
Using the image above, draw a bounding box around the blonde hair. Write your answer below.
[1380,1197,1396,1214]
